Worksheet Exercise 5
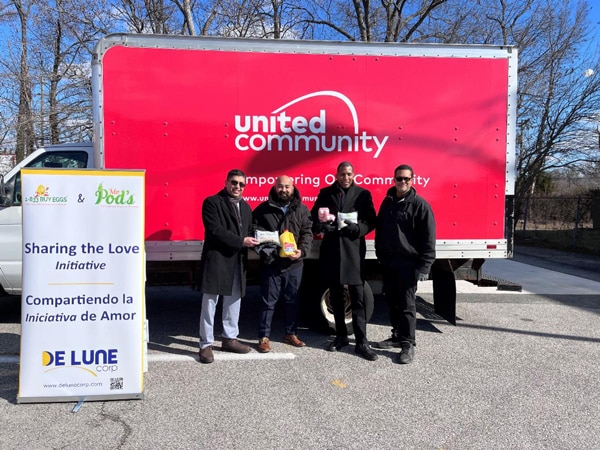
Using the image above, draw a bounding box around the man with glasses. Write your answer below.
[375,164,436,364]
[198,169,259,363]
[311,161,378,361]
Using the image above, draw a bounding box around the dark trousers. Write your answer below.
[258,263,303,338]
[382,266,417,345]
[329,283,368,345]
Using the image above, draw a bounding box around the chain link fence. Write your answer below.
[517,195,600,253]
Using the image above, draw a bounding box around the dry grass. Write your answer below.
[515,229,600,255]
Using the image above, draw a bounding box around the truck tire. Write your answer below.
[319,282,374,335]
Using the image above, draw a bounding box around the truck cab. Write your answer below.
[0,143,93,295]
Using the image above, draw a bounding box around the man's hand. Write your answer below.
[416,272,429,282]
[321,223,336,233]
[243,237,260,247]
[343,220,359,232]
[340,220,359,237]
[288,249,302,261]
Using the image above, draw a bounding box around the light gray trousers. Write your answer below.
[199,266,242,349]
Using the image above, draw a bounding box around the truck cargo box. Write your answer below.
[92,34,517,264]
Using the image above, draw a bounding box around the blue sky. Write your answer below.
[590,3,600,38]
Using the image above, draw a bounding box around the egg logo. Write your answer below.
[35,185,49,197]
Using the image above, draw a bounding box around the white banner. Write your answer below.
[18,169,145,403]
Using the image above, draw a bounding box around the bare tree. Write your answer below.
[425,0,600,219]
[113,0,177,33]
[171,0,198,34]
[31,0,104,145]
[250,0,307,38]
[181,0,224,36]
[427,0,535,45]
[202,0,272,37]
[294,0,447,42]
[11,0,35,161]
[47,0,65,143]
[382,0,448,42]
[509,1,600,215]
[0,0,598,190]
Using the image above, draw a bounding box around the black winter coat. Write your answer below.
[375,186,436,274]
[200,189,253,296]
[252,186,313,270]
[311,182,376,285]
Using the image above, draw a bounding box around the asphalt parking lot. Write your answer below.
[1,246,599,449]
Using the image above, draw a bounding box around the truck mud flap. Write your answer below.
[431,259,456,325]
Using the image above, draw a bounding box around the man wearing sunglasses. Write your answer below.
[198,169,259,363]
[375,164,436,364]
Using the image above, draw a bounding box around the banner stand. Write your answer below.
[18,168,145,404]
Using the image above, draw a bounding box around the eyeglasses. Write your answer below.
[229,180,246,188]
[395,176,412,183]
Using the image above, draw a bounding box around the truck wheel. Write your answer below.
[319,282,374,335]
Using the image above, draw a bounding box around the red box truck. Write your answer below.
[1,34,517,328]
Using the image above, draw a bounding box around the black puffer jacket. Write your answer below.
[252,186,313,270]
[375,186,436,274]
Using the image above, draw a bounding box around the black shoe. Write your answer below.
[397,343,415,364]
[355,343,378,361]
[374,336,402,349]
[326,337,349,352]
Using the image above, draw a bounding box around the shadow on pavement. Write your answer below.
[0,295,21,324]
[144,287,450,357]
[457,322,600,343]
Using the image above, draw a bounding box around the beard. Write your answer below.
[277,192,291,204]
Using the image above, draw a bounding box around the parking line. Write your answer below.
[148,352,296,363]
[0,352,297,365]
[0,356,18,364]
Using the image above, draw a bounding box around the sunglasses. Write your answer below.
[229,180,246,188]
[395,176,412,182]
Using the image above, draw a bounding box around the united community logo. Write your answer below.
[233,90,389,159]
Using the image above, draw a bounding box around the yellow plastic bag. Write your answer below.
[279,230,297,258]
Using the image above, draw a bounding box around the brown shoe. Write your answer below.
[221,338,251,354]
[199,346,214,364]
[283,334,306,347]
[257,337,271,353]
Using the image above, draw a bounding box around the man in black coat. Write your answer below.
[311,161,378,361]
[375,164,436,364]
[252,176,313,353]
[198,169,259,364]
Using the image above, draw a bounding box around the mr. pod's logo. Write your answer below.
[233,91,389,158]
[94,183,135,206]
